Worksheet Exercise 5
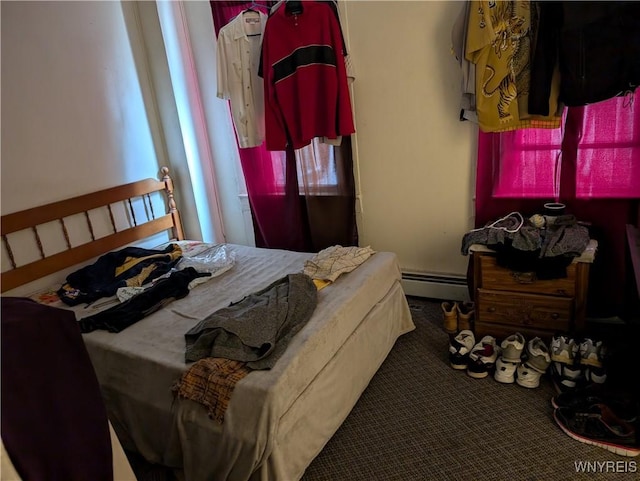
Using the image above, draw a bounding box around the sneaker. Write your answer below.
[550,334,578,365]
[442,301,458,334]
[585,366,608,385]
[516,362,546,388]
[579,338,607,368]
[551,385,639,423]
[494,357,518,383]
[456,301,474,332]
[448,330,475,370]
[553,404,640,457]
[467,336,499,379]
[550,361,584,393]
[500,333,525,363]
[522,337,551,374]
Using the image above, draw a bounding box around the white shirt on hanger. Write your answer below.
[216,10,267,148]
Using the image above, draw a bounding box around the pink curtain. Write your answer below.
[210,1,358,252]
[476,89,640,317]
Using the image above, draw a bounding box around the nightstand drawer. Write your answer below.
[479,255,576,297]
[474,322,555,344]
[477,288,572,332]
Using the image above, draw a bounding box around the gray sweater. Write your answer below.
[461,214,590,258]
[184,273,317,370]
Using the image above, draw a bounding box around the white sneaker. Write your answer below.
[500,333,525,363]
[550,334,578,364]
[579,338,606,368]
[516,363,545,388]
[494,357,518,383]
[448,330,475,370]
[523,337,551,374]
[467,336,499,379]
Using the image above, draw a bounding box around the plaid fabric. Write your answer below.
[172,358,252,424]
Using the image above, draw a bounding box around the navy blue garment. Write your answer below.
[78,267,210,333]
[58,243,182,306]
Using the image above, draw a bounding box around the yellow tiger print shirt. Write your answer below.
[465,0,562,132]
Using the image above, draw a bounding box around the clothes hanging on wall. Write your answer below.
[529,1,640,114]
[216,9,268,148]
[454,1,640,132]
[463,0,563,133]
[261,0,355,150]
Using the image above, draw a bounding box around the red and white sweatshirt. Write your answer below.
[261,1,355,151]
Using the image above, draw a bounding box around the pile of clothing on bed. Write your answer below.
[57,243,232,333]
[53,241,376,423]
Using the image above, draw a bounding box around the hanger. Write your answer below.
[243,1,265,37]
[245,0,269,13]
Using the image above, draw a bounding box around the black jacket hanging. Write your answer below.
[529,1,640,114]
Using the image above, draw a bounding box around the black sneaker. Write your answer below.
[551,385,639,423]
[550,361,585,394]
[553,404,640,457]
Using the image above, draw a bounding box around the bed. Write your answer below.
[1,168,415,481]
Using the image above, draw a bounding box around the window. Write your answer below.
[490,90,640,200]
[271,139,339,194]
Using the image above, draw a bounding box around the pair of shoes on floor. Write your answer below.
[551,386,640,457]
[441,301,474,334]
[494,334,551,388]
[449,330,499,379]
[550,334,608,393]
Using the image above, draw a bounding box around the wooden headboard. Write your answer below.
[1,167,184,293]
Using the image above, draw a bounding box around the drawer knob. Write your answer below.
[551,312,559,320]
[488,307,496,313]
[512,271,536,284]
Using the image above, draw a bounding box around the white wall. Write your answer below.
[1,1,165,294]
[1,1,160,211]
[180,1,255,247]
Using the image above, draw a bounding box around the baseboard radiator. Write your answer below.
[401,271,471,302]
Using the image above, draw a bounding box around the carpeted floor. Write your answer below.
[300,297,638,481]
[129,296,639,481]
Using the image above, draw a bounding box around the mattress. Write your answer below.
[79,243,415,481]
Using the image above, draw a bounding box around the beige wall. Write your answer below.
[343,1,476,278]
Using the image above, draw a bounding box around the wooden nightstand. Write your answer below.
[470,240,597,343]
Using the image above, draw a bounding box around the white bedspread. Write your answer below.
[81,244,415,481]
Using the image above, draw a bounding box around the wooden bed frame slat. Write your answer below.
[1,178,166,234]
[1,168,184,293]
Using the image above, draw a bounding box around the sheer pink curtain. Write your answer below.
[210,1,357,252]
[476,89,640,317]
